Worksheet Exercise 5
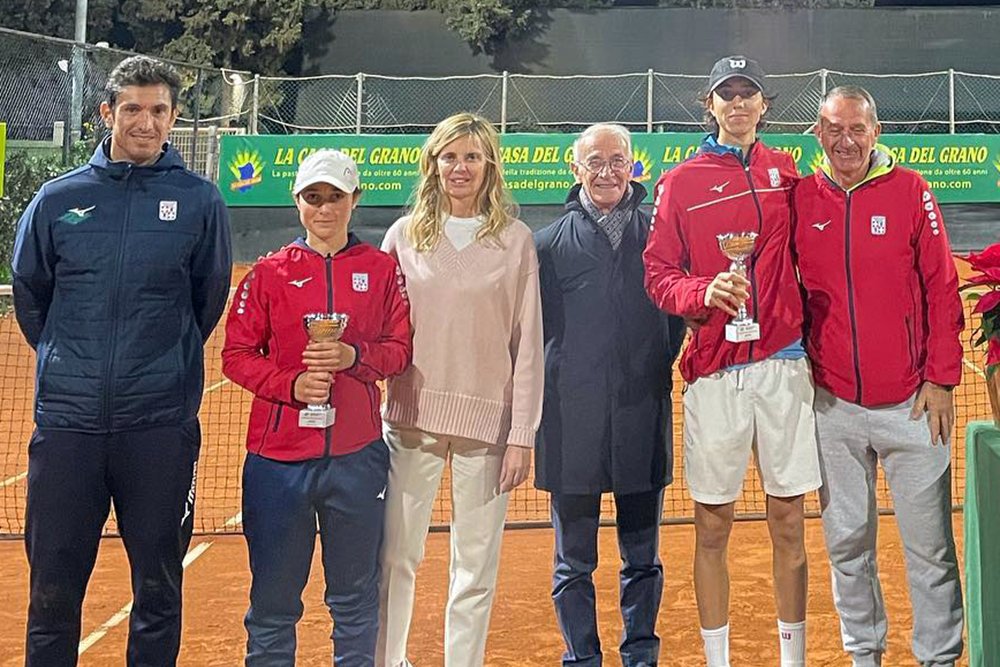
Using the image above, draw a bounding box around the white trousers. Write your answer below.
[376,425,510,667]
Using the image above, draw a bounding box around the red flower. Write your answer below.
[967,244,1000,274]
[958,242,1000,375]
[974,289,1000,315]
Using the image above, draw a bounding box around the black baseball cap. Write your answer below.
[707,55,770,96]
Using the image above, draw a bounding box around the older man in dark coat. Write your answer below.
[534,123,685,667]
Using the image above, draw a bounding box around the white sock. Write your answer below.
[701,624,730,667]
[778,619,806,667]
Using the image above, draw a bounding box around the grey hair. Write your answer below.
[819,85,879,125]
[572,123,632,162]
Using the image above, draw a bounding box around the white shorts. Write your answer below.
[683,357,821,505]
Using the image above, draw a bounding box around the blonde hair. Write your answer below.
[405,112,518,252]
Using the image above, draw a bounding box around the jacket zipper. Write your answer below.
[325,254,334,457]
[101,168,133,430]
[843,191,864,403]
[742,162,763,365]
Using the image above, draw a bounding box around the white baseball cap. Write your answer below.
[293,149,360,196]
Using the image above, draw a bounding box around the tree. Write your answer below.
[0,0,118,41]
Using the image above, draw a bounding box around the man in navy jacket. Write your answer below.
[534,124,684,667]
[11,56,231,666]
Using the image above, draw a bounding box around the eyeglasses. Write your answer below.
[437,152,486,168]
[576,157,632,175]
[713,85,762,102]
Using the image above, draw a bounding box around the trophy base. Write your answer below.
[299,406,336,429]
[726,321,761,343]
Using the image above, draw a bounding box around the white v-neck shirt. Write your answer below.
[443,215,482,251]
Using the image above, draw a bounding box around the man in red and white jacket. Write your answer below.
[644,55,820,667]
[793,86,964,667]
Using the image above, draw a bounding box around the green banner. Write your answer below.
[0,122,6,199]
[219,132,1000,207]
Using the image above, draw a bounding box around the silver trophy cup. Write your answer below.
[299,312,349,429]
[716,232,760,343]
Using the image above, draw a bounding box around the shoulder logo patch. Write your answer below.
[871,215,886,236]
[352,272,369,292]
[159,200,177,221]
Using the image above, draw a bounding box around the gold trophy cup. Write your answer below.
[716,232,760,343]
[299,312,349,428]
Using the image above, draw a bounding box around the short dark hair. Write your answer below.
[819,85,879,125]
[105,56,182,109]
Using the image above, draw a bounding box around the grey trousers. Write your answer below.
[814,387,963,667]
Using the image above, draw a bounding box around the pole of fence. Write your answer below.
[501,71,509,133]
[250,74,259,135]
[192,69,203,171]
[647,69,654,133]
[356,73,364,134]
[949,68,956,135]
[69,0,88,145]
[820,68,828,98]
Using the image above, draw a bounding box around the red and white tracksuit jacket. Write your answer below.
[792,149,964,406]
[643,139,804,382]
[222,236,412,460]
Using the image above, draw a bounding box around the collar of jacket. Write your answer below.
[698,133,759,165]
[818,143,895,193]
[291,233,363,257]
[89,137,186,177]
[563,181,648,215]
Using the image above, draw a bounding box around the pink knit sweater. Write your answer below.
[380,216,543,448]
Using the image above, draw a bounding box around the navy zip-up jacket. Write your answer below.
[534,183,685,495]
[11,140,232,433]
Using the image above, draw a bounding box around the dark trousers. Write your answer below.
[24,421,201,667]
[242,439,389,667]
[550,489,664,667]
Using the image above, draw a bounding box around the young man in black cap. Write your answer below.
[644,55,820,667]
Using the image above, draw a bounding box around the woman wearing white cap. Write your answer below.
[376,113,544,667]
[222,149,412,665]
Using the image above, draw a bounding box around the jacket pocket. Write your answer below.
[256,404,277,454]
[905,316,917,372]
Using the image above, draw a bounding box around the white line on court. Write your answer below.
[77,507,242,655]
[224,511,243,528]
[1,472,26,487]
[963,357,987,380]
[203,379,230,393]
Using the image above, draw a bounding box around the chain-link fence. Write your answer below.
[4,26,1000,180]
[0,27,253,177]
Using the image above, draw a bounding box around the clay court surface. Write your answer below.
[0,260,988,664]
[0,515,969,665]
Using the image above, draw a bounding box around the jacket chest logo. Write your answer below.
[159,200,177,221]
[870,215,886,236]
[59,205,95,225]
[767,168,781,187]
[352,273,369,292]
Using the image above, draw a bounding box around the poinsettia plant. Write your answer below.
[960,242,1000,377]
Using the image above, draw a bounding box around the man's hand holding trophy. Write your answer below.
[708,231,760,343]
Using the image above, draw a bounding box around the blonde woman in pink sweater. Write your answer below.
[376,113,544,667]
